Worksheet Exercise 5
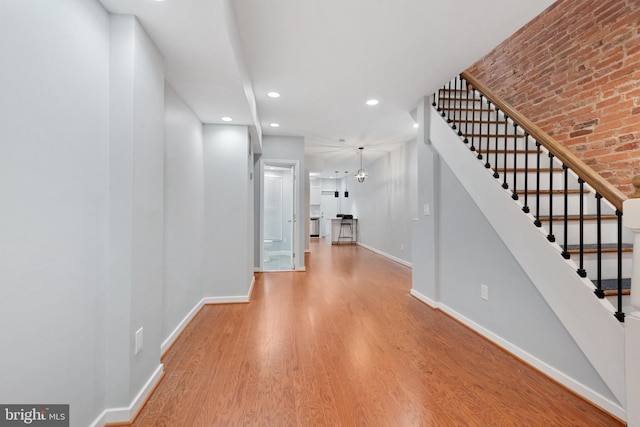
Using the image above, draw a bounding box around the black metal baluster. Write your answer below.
[477,110,483,160]
[577,178,587,277]
[522,133,530,213]
[451,77,458,130]
[446,80,453,123]
[493,107,500,178]
[463,80,470,142]
[547,153,555,242]
[468,88,476,146]
[534,142,542,227]
[594,193,604,298]
[484,99,492,167]
[615,210,625,322]
[502,116,509,189]
[512,123,519,200]
[432,92,437,107]
[472,94,482,151]
[440,85,446,117]
[561,165,570,259]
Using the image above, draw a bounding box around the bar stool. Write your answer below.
[338,217,354,244]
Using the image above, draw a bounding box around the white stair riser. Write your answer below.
[461,122,521,135]
[539,220,633,246]
[575,251,633,280]
[606,294,630,309]
[488,170,572,190]
[520,194,592,216]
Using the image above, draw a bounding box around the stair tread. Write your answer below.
[453,119,508,124]
[603,289,631,296]
[494,167,564,173]
[596,278,631,296]
[514,189,589,195]
[485,149,531,154]
[539,214,619,221]
[566,243,633,254]
[463,133,525,138]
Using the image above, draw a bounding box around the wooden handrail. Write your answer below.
[461,71,628,212]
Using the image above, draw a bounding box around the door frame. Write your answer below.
[260,159,299,271]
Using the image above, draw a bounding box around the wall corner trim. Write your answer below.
[247,276,256,301]
[90,364,164,427]
[410,289,439,309]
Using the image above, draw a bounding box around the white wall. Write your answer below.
[107,13,165,409]
[341,142,417,264]
[162,84,204,348]
[203,125,254,297]
[0,1,110,426]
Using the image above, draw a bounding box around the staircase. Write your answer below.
[428,73,636,409]
[434,75,633,321]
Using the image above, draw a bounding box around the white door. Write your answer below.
[262,162,296,271]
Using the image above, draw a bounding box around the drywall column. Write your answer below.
[0,1,110,425]
[162,84,205,347]
[623,182,640,426]
[107,15,165,415]
[411,96,440,304]
[202,125,254,298]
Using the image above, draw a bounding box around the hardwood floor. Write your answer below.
[131,240,622,426]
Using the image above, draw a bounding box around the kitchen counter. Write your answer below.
[324,217,357,245]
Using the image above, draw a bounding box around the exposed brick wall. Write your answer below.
[467,0,640,196]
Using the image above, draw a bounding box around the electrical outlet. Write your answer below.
[135,327,144,355]
[423,204,430,216]
[400,243,404,250]
[480,284,489,301]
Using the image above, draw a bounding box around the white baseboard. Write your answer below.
[357,242,412,268]
[163,277,255,355]
[161,300,205,355]
[409,290,625,420]
[89,364,164,427]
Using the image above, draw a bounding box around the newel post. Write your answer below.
[624,176,640,427]
[623,175,640,310]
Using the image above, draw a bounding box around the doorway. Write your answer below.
[261,161,297,271]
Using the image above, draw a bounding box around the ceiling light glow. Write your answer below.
[413,123,419,128]
[267,92,281,98]
[366,99,379,106]
[270,123,280,128]
[221,116,232,122]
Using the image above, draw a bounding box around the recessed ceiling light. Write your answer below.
[413,123,419,128]
[221,116,232,122]
[267,91,281,98]
[270,123,280,128]
[366,99,379,106]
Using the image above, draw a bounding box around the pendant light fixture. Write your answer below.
[334,171,339,198]
[344,171,349,197]
[355,147,367,183]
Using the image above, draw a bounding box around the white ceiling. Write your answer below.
[98,0,554,178]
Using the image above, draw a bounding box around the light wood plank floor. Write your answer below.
[130,240,622,426]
